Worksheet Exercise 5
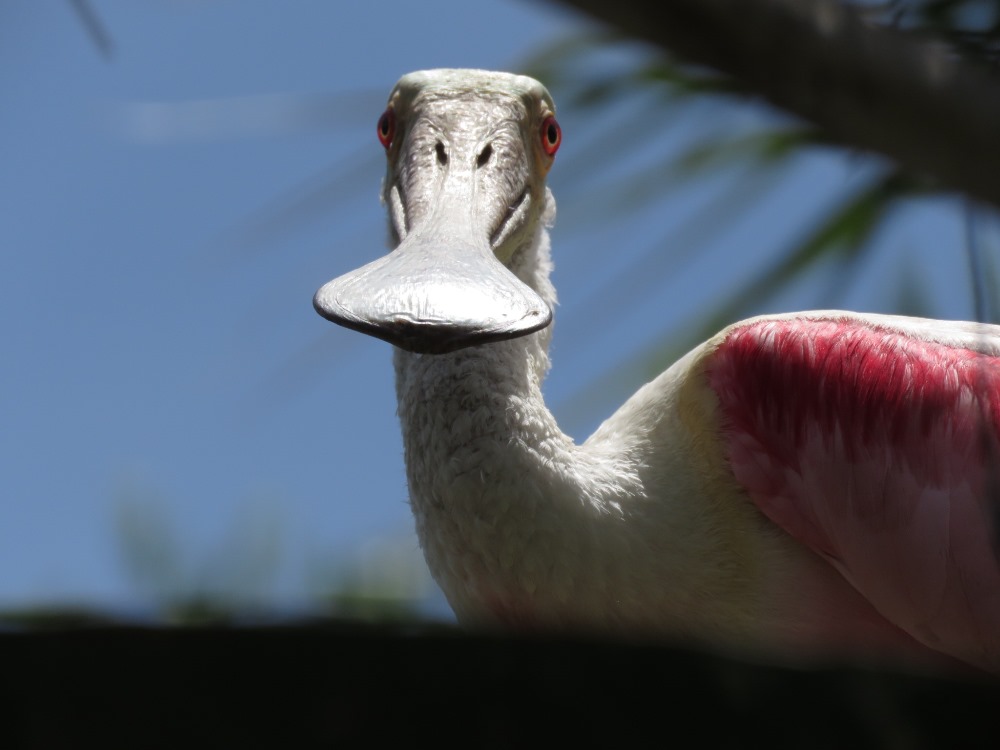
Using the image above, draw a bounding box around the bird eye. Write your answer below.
[377,108,395,149]
[540,115,561,156]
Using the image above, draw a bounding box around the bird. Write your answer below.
[313,69,1000,672]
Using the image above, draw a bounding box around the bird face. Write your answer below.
[313,69,557,354]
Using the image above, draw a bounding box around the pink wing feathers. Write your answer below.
[707,314,1000,669]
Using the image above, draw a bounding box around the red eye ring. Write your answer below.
[377,108,395,149]
[541,115,561,156]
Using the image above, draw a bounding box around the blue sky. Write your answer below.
[0,1,986,617]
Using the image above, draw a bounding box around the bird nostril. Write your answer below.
[477,143,493,168]
[435,141,448,166]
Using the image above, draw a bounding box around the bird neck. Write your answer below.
[391,200,590,620]
[393,330,566,469]
[392,200,565,463]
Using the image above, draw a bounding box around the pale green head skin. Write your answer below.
[313,69,558,353]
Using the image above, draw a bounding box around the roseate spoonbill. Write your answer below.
[314,69,1000,671]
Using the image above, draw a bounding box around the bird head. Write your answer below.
[313,69,558,354]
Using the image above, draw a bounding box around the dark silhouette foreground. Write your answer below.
[1,620,998,747]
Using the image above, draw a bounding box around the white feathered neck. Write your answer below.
[390,191,767,635]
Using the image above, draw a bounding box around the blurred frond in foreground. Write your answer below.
[114,487,284,623]
[522,20,996,427]
[67,0,113,60]
[107,487,435,624]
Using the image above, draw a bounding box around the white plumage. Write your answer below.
[315,69,1000,671]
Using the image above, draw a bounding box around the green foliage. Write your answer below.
[520,11,994,423]
[524,30,933,313]
[114,488,284,623]
[106,486,430,624]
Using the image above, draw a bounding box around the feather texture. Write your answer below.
[315,69,1000,672]
[708,314,1000,669]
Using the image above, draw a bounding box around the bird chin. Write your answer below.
[351,317,549,355]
